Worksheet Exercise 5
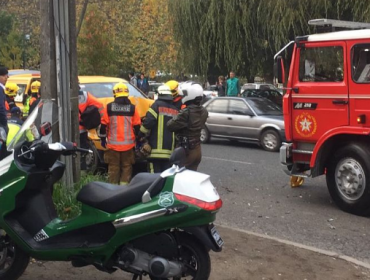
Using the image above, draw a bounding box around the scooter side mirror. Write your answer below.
[169,147,186,168]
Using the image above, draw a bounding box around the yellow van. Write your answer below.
[7,74,154,172]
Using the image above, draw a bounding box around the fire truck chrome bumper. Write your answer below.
[280,142,293,167]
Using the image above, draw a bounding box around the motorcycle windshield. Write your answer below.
[7,100,59,151]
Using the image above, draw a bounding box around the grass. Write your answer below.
[52,173,108,220]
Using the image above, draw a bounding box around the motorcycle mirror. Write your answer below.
[40,122,52,136]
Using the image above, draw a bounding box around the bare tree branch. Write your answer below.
[77,0,89,37]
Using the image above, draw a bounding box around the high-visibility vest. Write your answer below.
[6,122,21,146]
[23,97,30,118]
[101,99,141,152]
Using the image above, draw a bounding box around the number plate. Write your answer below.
[209,224,224,248]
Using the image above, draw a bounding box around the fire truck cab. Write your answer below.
[276,19,370,216]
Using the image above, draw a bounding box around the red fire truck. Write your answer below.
[276,19,370,216]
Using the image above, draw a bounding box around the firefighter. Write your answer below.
[166,80,183,110]
[4,82,19,118]
[100,83,141,185]
[167,82,208,171]
[139,84,179,173]
[23,80,40,119]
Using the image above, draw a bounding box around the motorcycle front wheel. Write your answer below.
[149,233,211,280]
[0,229,30,280]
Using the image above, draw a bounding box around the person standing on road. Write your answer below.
[226,71,240,97]
[165,80,183,110]
[129,72,137,87]
[167,83,208,171]
[100,83,141,185]
[138,85,179,173]
[0,67,9,160]
[4,82,19,117]
[217,76,226,97]
[78,85,105,170]
[137,73,149,94]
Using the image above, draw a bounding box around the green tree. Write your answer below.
[77,4,117,75]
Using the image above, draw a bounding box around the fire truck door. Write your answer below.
[348,42,370,127]
[291,41,348,142]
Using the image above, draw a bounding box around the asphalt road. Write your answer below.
[197,139,370,264]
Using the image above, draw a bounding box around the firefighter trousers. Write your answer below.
[185,144,202,171]
[104,148,135,185]
[147,159,171,173]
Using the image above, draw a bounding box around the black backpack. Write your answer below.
[80,105,101,129]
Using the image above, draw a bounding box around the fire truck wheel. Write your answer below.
[260,129,281,152]
[326,143,370,216]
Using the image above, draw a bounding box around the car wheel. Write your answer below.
[326,143,370,216]
[260,129,281,152]
[200,127,210,143]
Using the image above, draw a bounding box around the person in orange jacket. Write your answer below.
[78,87,104,147]
[99,83,141,185]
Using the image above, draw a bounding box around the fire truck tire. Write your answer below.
[260,129,281,152]
[326,143,370,216]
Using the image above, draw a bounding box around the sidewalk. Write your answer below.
[22,226,370,280]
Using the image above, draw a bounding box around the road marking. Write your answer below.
[217,224,370,269]
[203,156,253,165]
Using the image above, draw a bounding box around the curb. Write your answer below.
[217,224,370,270]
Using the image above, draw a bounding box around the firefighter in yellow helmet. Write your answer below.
[138,84,179,173]
[165,80,183,110]
[4,82,19,118]
[23,80,40,119]
[100,82,141,185]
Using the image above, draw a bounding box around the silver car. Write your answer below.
[201,97,285,152]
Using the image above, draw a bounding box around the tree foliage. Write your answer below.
[169,0,370,81]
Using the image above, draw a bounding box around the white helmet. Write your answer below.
[157,84,173,101]
[181,82,203,104]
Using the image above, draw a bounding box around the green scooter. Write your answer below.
[0,100,223,280]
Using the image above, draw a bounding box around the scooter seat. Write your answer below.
[76,173,165,213]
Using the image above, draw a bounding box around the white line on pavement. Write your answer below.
[217,224,370,270]
[202,156,253,165]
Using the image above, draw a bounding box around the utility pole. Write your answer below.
[40,0,80,186]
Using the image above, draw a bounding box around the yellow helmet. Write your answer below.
[165,80,179,97]
[113,82,129,98]
[5,82,19,97]
[30,80,41,94]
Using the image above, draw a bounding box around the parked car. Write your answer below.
[203,85,218,98]
[8,69,40,76]
[8,74,154,172]
[201,97,285,152]
[241,83,277,91]
[241,88,283,107]
[147,82,164,100]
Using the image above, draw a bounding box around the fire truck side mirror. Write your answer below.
[274,56,285,84]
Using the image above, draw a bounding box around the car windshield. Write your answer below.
[80,82,147,98]
[246,98,282,116]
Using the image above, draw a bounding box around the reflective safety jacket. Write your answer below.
[140,99,179,159]
[101,97,141,152]
[23,96,31,119]
[78,90,104,133]
[6,117,23,145]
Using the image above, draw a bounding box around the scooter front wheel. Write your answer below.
[149,233,211,280]
[0,230,30,280]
